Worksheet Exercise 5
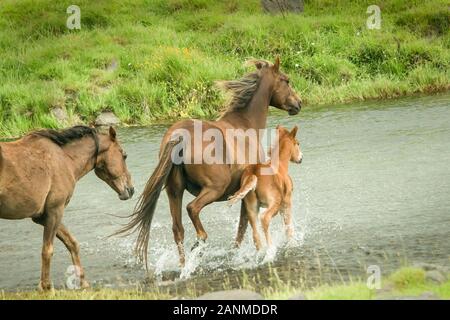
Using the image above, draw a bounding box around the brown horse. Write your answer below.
[0,126,134,290]
[117,57,301,267]
[228,125,302,250]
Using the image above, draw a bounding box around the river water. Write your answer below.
[1,93,449,293]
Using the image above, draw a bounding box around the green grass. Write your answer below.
[0,0,449,136]
[270,267,450,300]
[2,267,449,300]
[1,267,449,300]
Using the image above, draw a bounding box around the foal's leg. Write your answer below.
[35,206,63,291]
[56,224,89,289]
[166,168,186,266]
[187,185,226,248]
[245,196,262,250]
[281,191,294,239]
[260,203,280,247]
[281,206,294,240]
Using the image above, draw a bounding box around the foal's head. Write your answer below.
[277,125,303,164]
[250,57,302,115]
[95,127,134,200]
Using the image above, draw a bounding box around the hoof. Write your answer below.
[80,279,90,289]
[191,239,206,251]
[38,281,54,292]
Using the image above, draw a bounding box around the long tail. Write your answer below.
[113,136,182,269]
[227,174,258,206]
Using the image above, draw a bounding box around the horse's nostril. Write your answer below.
[129,187,135,196]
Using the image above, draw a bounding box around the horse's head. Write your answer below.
[270,57,301,115]
[95,127,134,200]
[250,57,301,115]
[277,125,303,164]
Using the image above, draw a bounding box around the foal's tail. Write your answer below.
[227,174,258,206]
[113,136,182,269]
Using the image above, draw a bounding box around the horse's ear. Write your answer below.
[290,125,298,137]
[254,61,264,70]
[273,56,280,73]
[245,59,268,70]
[109,126,117,141]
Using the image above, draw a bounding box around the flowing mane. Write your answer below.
[217,59,272,113]
[31,125,98,147]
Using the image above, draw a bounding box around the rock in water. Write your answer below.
[425,270,447,284]
[197,290,264,300]
[95,111,120,126]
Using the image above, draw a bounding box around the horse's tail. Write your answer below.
[113,136,181,269]
[227,174,258,206]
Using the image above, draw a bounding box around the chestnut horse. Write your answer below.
[228,125,302,250]
[0,126,134,290]
[117,57,301,267]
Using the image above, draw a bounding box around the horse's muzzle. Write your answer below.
[287,101,301,115]
[119,186,134,200]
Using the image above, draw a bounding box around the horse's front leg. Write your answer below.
[38,206,63,291]
[280,206,294,240]
[56,223,89,289]
[281,192,294,240]
[245,196,262,250]
[260,203,280,247]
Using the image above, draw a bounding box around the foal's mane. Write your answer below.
[217,59,271,113]
[32,125,98,147]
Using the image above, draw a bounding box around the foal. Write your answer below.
[228,125,302,250]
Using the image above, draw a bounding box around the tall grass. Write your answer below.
[0,0,449,136]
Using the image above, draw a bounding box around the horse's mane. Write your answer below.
[32,125,97,147]
[217,59,271,113]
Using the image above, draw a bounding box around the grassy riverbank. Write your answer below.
[2,267,449,300]
[0,0,449,136]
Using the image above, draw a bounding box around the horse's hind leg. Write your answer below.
[56,224,89,288]
[234,202,249,248]
[166,167,186,266]
[187,185,226,248]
